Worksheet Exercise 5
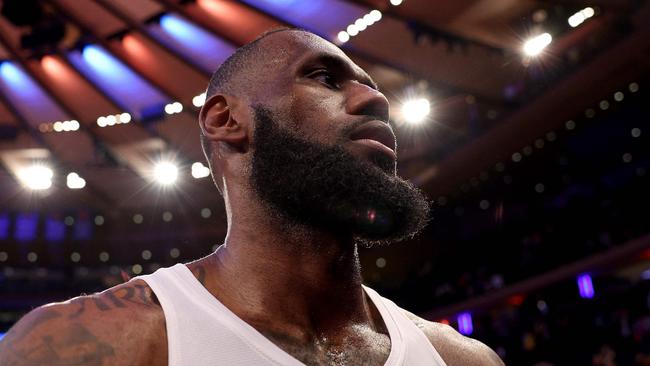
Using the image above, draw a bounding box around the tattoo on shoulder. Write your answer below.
[67,283,159,318]
[1,321,115,365]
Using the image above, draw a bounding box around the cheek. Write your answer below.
[287,90,346,144]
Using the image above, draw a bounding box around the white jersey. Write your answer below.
[138,263,447,366]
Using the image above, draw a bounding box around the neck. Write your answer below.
[201,188,373,339]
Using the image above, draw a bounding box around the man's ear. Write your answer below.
[199,94,248,150]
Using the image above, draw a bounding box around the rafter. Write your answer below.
[0,31,115,208]
[92,0,211,77]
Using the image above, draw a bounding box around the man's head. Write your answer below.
[199,29,430,246]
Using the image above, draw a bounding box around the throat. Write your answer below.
[258,318,392,366]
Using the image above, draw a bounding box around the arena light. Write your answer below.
[119,112,131,123]
[577,274,594,299]
[336,10,382,44]
[337,31,350,43]
[97,113,131,127]
[191,162,210,179]
[18,164,53,190]
[568,7,595,28]
[153,161,178,185]
[346,24,359,37]
[164,102,183,115]
[192,93,206,107]
[457,312,473,335]
[66,172,86,189]
[523,33,552,56]
[402,97,431,124]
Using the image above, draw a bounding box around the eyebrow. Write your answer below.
[307,53,379,91]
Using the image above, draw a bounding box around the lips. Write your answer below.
[349,120,397,158]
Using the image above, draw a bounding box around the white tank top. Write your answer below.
[138,263,447,366]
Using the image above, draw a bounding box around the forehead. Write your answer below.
[259,30,368,78]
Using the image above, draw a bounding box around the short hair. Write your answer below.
[200,27,301,165]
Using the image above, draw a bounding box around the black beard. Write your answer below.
[250,106,431,246]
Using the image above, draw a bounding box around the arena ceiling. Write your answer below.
[0,0,648,218]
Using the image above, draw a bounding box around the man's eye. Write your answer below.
[310,70,339,89]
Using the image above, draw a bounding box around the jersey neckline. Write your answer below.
[174,263,405,365]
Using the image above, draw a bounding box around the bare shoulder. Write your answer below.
[402,310,505,366]
[0,279,167,366]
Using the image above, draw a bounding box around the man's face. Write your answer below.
[247,31,430,246]
[249,31,395,169]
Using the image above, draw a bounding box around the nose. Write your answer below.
[345,81,390,122]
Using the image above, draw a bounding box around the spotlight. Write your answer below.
[164,102,183,115]
[390,0,403,5]
[53,121,63,132]
[568,7,595,28]
[191,162,210,179]
[369,10,382,22]
[18,164,53,190]
[347,24,359,37]
[523,33,552,56]
[153,161,178,185]
[363,13,375,26]
[337,31,350,43]
[97,116,107,127]
[192,93,206,107]
[66,172,86,189]
[106,115,117,126]
[354,18,367,31]
[119,112,131,123]
[402,98,431,124]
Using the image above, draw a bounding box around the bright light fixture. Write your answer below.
[363,13,375,26]
[390,0,403,5]
[369,10,382,22]
[523,32,552,56]
[18,164,53,190]
[119,112,131,123]
[66,172,86,189]
[568,7,595,27]
[191,162,210,179]
[153,161,178,185]
[192,93,206,107]
[402,98,431,124]
[53,121,63,132]
[347,24,359,36]
[164,102,183,115]
[337,31,350,43]
[354,18,367,31]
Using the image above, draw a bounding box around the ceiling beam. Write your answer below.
[92,0,211,77]
[46,0,200,162]
[47,0,194,107]
[0,31,115,208]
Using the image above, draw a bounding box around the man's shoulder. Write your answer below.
[401,309,505,366]
[0,279,167,366]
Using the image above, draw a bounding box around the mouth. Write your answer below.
[349,120,397,160]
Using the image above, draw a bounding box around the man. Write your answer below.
[0,29,504,365]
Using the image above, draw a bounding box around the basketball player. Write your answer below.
[0,29,504,365]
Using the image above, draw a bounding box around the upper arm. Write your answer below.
[403,310,504,366]
[0,279,166,366]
